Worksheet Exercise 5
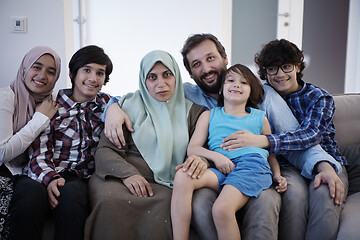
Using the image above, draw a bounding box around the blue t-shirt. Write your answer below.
[208,107,269,160]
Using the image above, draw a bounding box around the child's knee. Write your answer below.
[173,170,190,185]
[212,200,232,223]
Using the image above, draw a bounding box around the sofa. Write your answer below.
[41,94,360,239]
[332,93,360,239]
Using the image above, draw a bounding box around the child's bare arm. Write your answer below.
[187,111,220,161]
[187,111,234,174]
[187,111,210,155]
[262,116,287,192]
[268,153,287,192]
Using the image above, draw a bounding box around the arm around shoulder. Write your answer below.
[104,100,134,149]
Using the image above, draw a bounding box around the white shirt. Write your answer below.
[0,86,50,175]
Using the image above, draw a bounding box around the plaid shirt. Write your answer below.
[27,89,110,186]
[267,80,347,165]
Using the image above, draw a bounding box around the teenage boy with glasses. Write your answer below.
[247,38,348,240]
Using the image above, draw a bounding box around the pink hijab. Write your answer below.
[10,46,61,133]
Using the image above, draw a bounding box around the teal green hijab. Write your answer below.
[118,50,193,188]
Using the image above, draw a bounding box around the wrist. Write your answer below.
[314,161,333,173]
[265,134,277,152]
[262,135,271,149]
[45,174,61,187]
[272,173,281,180]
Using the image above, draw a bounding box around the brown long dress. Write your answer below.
[84,104,206,240]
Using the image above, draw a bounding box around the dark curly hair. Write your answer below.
[218,64,264,108]
[254,39,304,84]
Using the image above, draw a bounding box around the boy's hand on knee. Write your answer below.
[47,177,66,209]
[314,162,344,205]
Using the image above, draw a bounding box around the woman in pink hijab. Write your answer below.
[0,46,61,238]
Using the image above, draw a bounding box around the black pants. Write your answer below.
[0,165,14,240]
[9,172,89,240]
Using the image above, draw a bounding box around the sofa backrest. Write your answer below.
[333,93,360,149]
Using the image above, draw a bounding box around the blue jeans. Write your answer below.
[337,192,360,239]
[278,165,348,240]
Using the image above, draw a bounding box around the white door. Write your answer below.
[277,0,304,49]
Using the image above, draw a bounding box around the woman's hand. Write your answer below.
[36,99,59,119]
[122,174,154,197]
[175,155,207,179]
[104,103,134,149]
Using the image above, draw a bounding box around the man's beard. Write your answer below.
[193,69,225,94]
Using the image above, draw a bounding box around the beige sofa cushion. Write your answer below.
[333,94,360,149]
[333,94,360,195]
[341,144,360,195]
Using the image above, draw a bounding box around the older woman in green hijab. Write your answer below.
[85,50,207,240]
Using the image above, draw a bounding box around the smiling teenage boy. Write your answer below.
[9,45,113,240]
[254,39,348,240]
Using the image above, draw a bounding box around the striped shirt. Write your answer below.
[27,89,110,186]
[267,80,347,165]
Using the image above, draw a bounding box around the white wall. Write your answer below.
[345,0,360,93]
[302,0,349,94]
[0,0,69,93]
[78,0,232,97]
[2,0,358,96]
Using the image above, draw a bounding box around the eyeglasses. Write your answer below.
[265,64,295,76]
